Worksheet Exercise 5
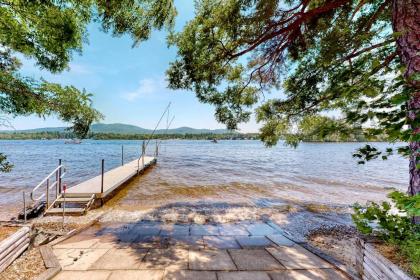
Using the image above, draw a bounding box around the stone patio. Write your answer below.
[51,221,349,280]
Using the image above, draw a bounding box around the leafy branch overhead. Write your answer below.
[0,0,177,137]
[167,0,418,165]
[0,0,177,171]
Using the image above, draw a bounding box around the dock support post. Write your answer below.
[101,159,104,206]
[121,145,124,166]
[58,159,62,194]
[22,192,26,223]
[142,141,145,169]
[46,178,49,209]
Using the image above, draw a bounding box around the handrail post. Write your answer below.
[58,159,62,194]
[121,145,124,166]
[46,178,49,209]
[142,141,145,169]
[101,159,104,194]
[22,191,26,223]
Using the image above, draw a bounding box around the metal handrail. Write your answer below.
[30,164,66,202]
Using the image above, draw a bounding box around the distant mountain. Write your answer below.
[1,123,233,135]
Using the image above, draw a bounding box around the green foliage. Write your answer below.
[0,0,176,170]
[167,0,413,164]
[0,153,12,172]
[352,191,420,276]
[0,131,259,141]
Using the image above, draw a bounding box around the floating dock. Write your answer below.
[38,155,157,216]
[66,156,156,198]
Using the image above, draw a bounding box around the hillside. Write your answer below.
[1,123,232,135]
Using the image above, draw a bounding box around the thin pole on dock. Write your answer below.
[58,159,62,194]
[121,145,124,166]
[22,191,26,223]
[101,159,104,194]
[142,141,145,169]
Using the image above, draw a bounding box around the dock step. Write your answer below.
[44,208,86,215]
[54,197,92,203]
[44,194,95,216]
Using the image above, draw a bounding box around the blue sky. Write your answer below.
[5,1,259,133]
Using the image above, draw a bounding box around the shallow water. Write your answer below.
[0,140,408,219]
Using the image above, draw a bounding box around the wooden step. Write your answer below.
[54,197,92,203]
[61,193,95,198]
[44,208,85,216]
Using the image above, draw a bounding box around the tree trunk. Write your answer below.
[392,0,420,198]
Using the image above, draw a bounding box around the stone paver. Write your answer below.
[266,234,295,246]
[269,269,349,280]
[52,221,347,280]
[89,248,148,269]
[52,270,111,280]
[189,250,236,271]
[245,223,279,235]
[169,236,204,249]
[53,248,109,270]
[236,236,275,248]
[131,235,163,249]
[161,224,190,236]
[266,245,333,269]
[218,224,250,236]
[133,222,162,235]
[203,236,241,249]
[228,249,284,271]
[164,270,217,280]
[190,224,219,236]
[140,248,189,270]
[218,271,271,280]
[108,270,165,280]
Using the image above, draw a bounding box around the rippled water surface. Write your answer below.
[0,140,408,219]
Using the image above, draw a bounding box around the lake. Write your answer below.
[0,140,408,220]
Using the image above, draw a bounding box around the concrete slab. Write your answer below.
[218,271,271,280]
[236,236,275,249]
[140,248,189,270]
[245,223,279,236]
[190,224,219,236]
[131,235,163,249]
[203,236,241,249]
[53,248,109,270]
[169,236,204,249]
[269,269,349,280]
[53,271,111,280]
[164,270,217,280]
[89,248,148,269]
[266,245,333,269]
[107,270,165,280]
[266,234,295,247]
[228,249,284,271]
[160,224,190,236]
[189,250,236,271]
[53,235,102,249]
[218,224,250,236]
[132,222,162,236]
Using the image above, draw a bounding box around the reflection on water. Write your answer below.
[0,140,408,218]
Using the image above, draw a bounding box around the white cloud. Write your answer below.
[122,77,166,101]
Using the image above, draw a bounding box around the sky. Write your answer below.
[4,1,260,133]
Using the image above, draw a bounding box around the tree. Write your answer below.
[0,0,176,171]
[167,0,419,196]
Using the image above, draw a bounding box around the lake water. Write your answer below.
[0,140,408,220]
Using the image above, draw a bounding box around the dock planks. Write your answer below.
[66,157,156,198]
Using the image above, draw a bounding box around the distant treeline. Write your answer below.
[0,131,387,142]
[0,131,259,140]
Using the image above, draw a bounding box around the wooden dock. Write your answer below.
[66,156,156,198]
[43,156,157,216]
